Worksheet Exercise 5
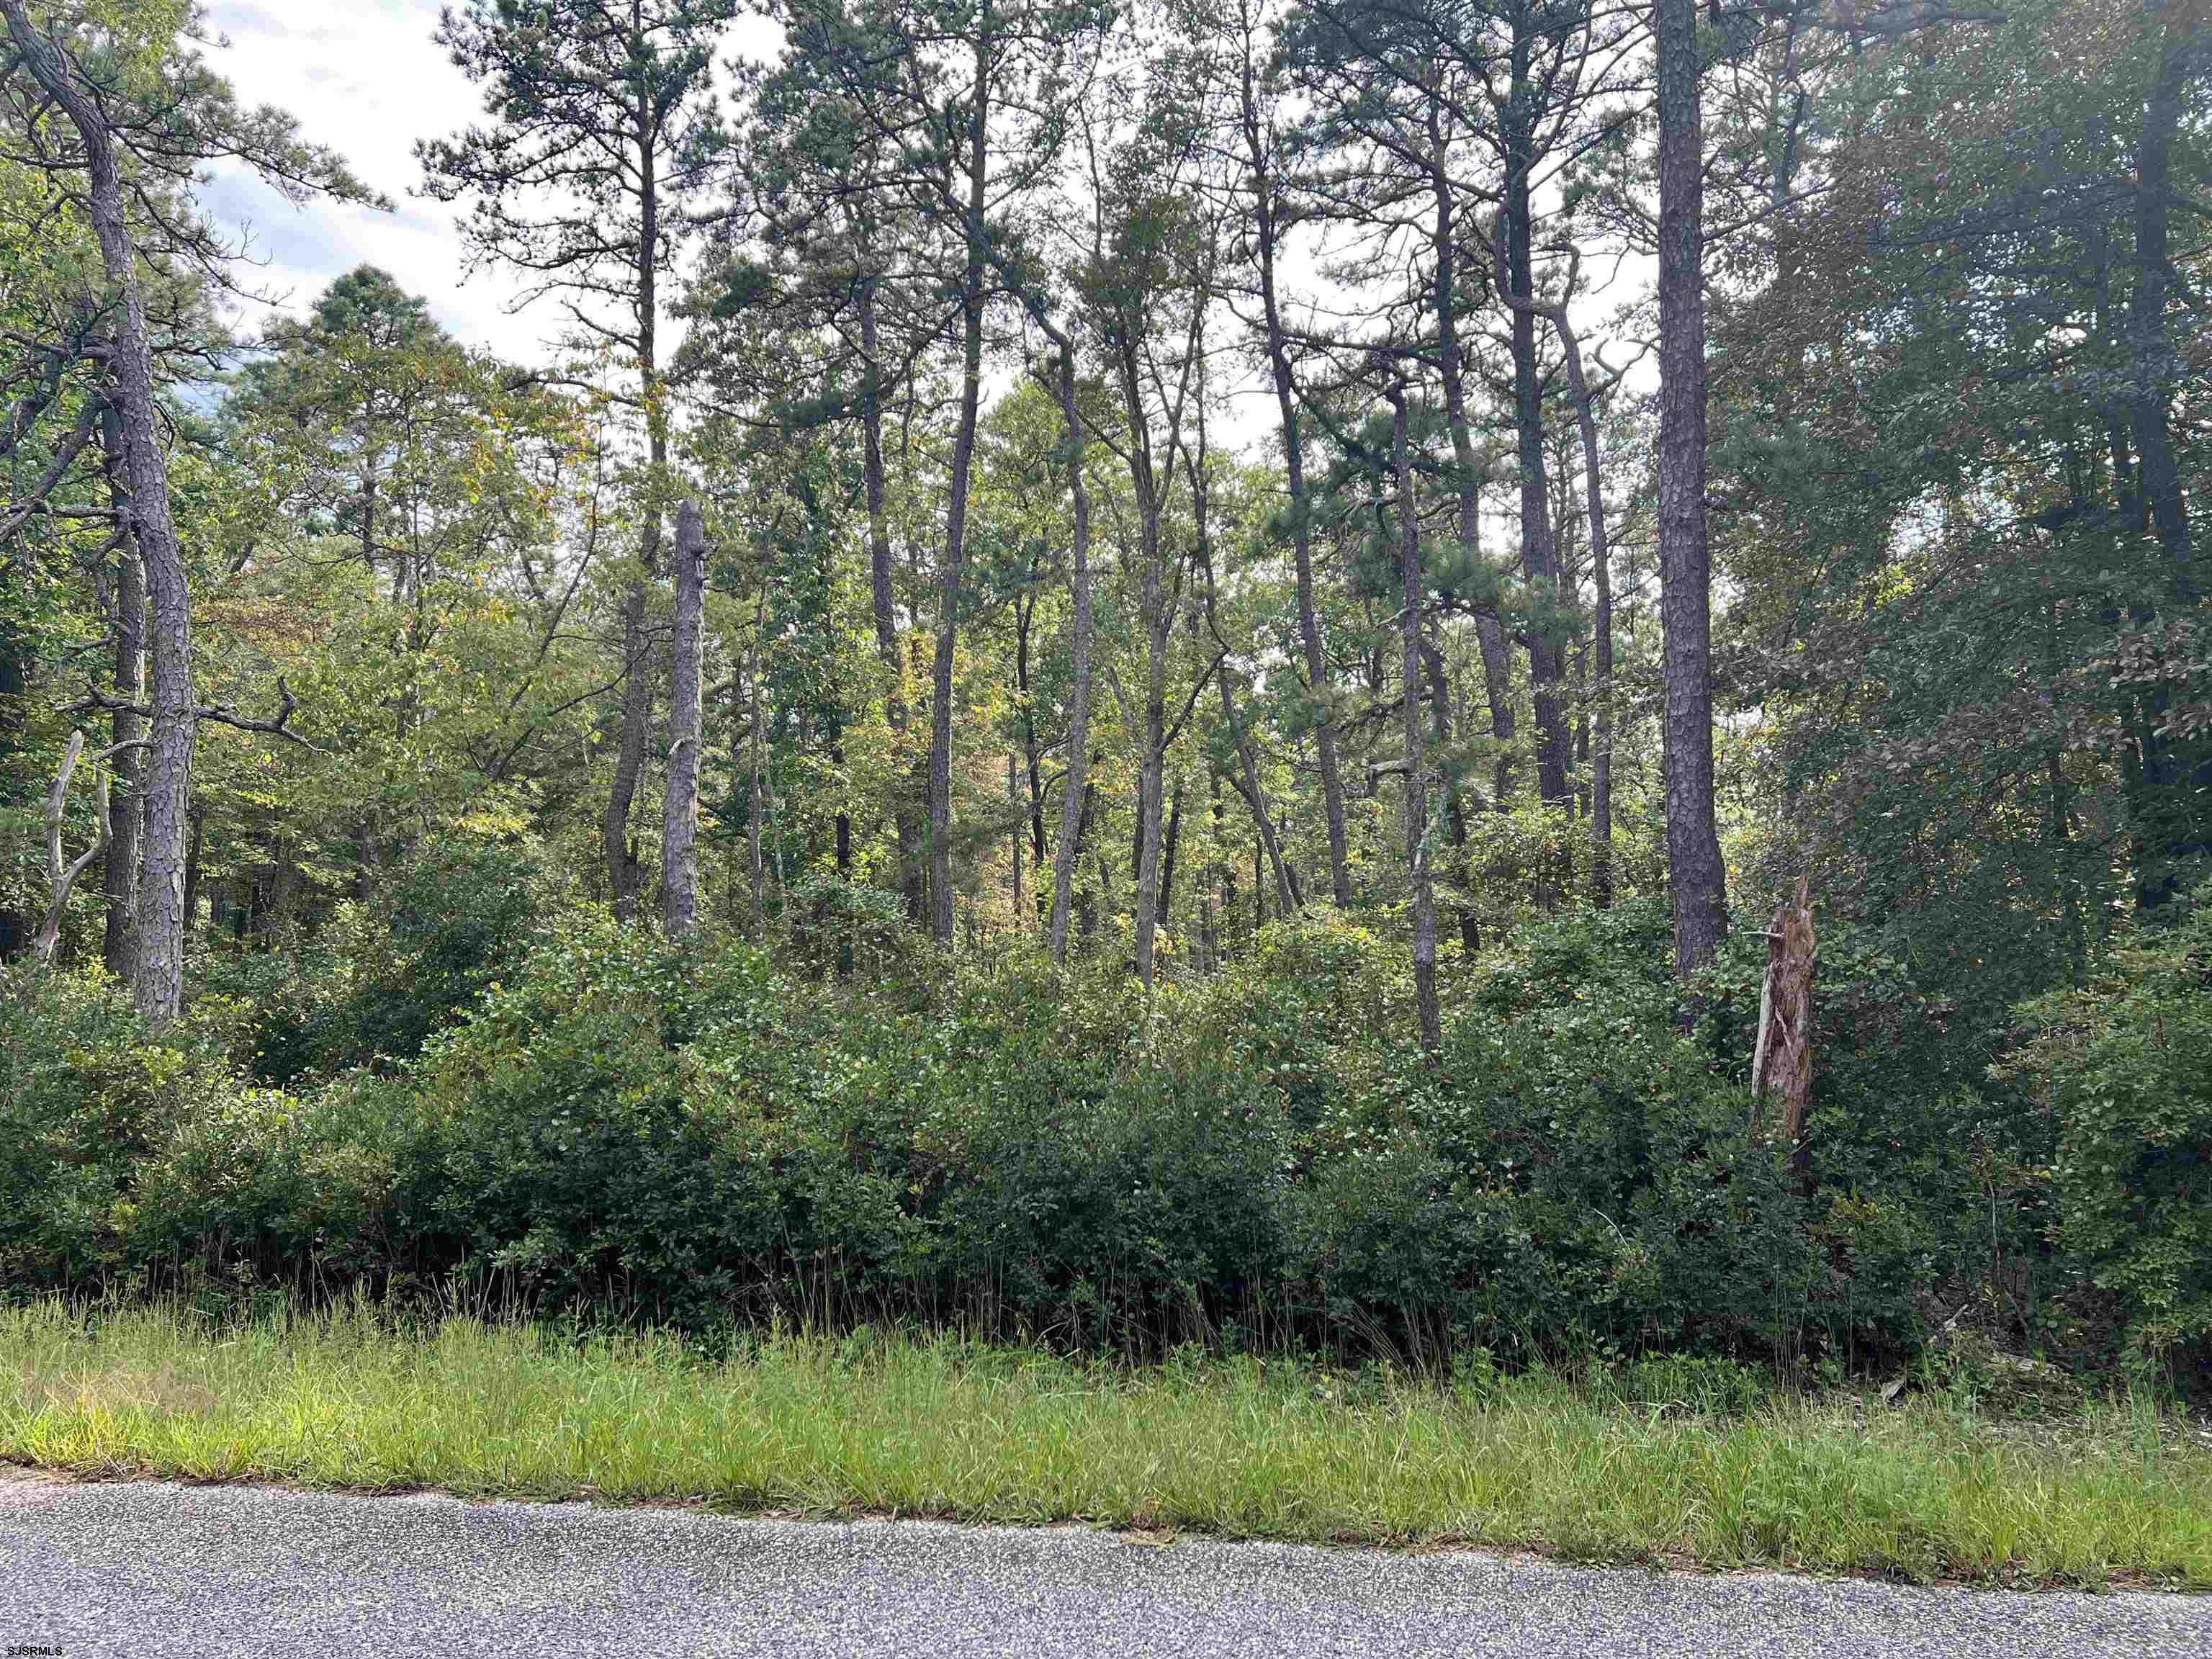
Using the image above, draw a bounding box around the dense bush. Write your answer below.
[202,832,554,1084]
[2008,889,2212,1371]
[6,893,2190,1381]
[0,967,262,1286]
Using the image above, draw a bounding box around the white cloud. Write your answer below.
[202,1,588,361]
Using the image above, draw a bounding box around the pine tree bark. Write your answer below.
[1655,0,1728,978]
[5,0,194,1020]
[660,500,706,938]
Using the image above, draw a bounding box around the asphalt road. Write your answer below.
[2,1475,2204,1658]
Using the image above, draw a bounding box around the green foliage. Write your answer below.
[7,894,2203,1388]
[0,966,235,1285]
[2010,890,2212,1369]
[205,832,554,1083]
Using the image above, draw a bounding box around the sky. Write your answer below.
[195,3,1644,454]
[200,3,547,356]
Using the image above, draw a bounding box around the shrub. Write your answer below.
[2011,889,2212,1369]
[0,966,228,1286]
[407,915,799,1321]
[204,832,554,1084]
[4,895,2149,1379]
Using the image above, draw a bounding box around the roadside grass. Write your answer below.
[2,1298,2206,1589]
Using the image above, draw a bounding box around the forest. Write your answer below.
[1,0,2208,1386]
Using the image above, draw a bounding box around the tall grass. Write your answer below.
[2,1298,2206,1588]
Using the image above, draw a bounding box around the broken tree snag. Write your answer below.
[1751,874,1817,1193]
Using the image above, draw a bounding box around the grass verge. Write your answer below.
[2,1298,2206,1588]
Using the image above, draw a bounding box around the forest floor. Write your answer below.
[2,1300,2207,1591]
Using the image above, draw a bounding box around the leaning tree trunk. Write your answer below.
[660,500,706,939]
[1656,0,1729,979]
[35,731,108,965]
[1388,385,1442,1058]
[5,0,193,1021]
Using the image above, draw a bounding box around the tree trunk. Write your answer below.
[1046,343,1096,966]
[1015,582,1048,935]
[1421,633,1478,953]
[1548,297,1615,909]
[36,730,108,964]
[1426,122,1515,824]
[0,602,24,960]
[1132,514,1171,992]
[1159,771,1183,931]
[99,401,144,974]
[2123,4,2204,912]
[1075,781,1098,945]
[606,110,666,924]
[930,40,993,949]
[747,594,766,920]
[1197,466,1294,914]
[5,1,194,1020]
[1007,752,1022,932]
[2129,5,2197,608]
[1389,386,1442,1058]
[660,500,706,939]
[860,270,927,923]
[1656,0,1728,979]
[1239,44,1352,906]
[1504,59,1571,894]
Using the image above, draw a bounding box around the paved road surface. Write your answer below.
[2,1475,2203,1657]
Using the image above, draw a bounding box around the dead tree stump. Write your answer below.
[1752,873,1817,1194]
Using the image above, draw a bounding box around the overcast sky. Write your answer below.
[201,1,778,364]
[199,4,533,355]
[196,2,1643,452]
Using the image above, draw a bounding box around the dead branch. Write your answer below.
[35,729,109,963]
[69,675,324,752]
